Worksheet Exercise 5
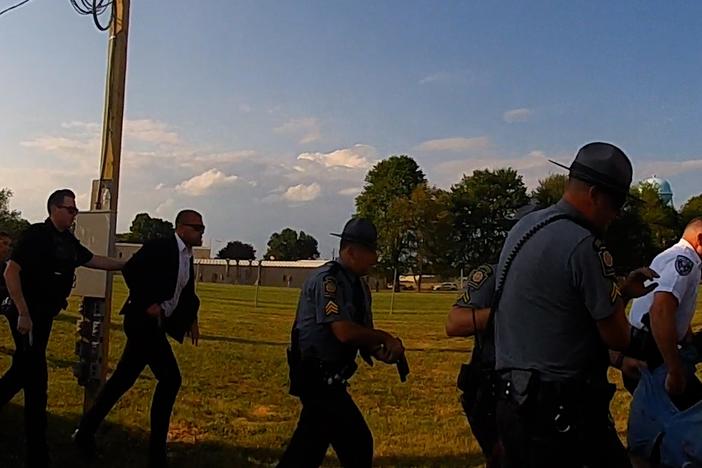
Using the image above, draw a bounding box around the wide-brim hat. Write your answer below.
[331,217,378,250]
[549,142,638,204]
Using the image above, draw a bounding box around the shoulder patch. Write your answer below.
[593,239,616,278]
[675,255,694,276]
[323,276,337,298]
[466,265,493,289]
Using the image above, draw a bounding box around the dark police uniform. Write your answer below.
[454,265,500,465]
[494,143,635,468]
[0,219,93,467]
[278,259,374,468]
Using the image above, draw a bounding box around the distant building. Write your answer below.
[193,259,327,288]
[642,175,674,206]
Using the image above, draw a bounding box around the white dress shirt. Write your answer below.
[161,234,192,318]
[629,238,702,341]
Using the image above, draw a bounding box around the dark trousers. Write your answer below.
[277,388,373,468]
[461,392,502,467]
[0,309,54,467]
[79,312,182,458]
[496,397,631,468]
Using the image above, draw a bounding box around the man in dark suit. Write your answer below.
[74,209,204,467]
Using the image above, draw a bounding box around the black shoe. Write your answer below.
[71,428,96,459]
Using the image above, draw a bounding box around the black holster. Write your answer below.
[287,348,357,397]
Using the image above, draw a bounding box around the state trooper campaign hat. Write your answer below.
[331,218,378,250]
[549,142,634,202]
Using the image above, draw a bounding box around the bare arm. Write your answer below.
[84,255,125,271]
[330,320,404,362]
[445,307,491,337]
[596,301,631,351]
[650,292,683,374]
[597,266,659,351]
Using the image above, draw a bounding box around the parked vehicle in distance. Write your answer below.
[432,282,458,291]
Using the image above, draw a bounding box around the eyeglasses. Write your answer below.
[57,205,79,215]
[183,223,205,233]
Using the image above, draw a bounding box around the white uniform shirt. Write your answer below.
[629,238,702,341]
[160,234,192,318]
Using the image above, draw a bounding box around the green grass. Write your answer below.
[0,279,699,467]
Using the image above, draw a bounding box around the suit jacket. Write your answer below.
[120,236,200,343]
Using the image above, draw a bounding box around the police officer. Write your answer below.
[446,264,500,466]
[1,189,124,468]
[446,203,540,467]
[493,143,658,468]
[627,217,702,409]
[278,218,406,468]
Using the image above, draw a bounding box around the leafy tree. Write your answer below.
[356,155,426,281]
[634,182,679,251]
[449,168,529,270]
[117,213,174,243]
[0,188,30,238]
[265,228,319,260]
[532,174,567,208]
[296,231,320,261]
[680,194,702,227]
[216,241,256,260]
[396,184,453,289]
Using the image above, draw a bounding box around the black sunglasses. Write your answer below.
[57,205,79,215]
[183,223,205,233]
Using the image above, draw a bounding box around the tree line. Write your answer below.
[355,155,702,283]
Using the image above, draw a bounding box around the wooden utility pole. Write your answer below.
[83,0,130,409]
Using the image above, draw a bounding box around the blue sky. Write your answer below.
[2,1,702,257]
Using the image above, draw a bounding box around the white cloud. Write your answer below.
[21,136,98,154]
[175,168,240,196]
[282,183,321,202]
[274,117,321,144]
[297,144,376,169]
[416,136,490,153]
[503,108,533,123]
[155,198,175,218]
[430,150,563,189]
[338,187,362,197]
[636,159,702,180]
[124,119,181,145]
[61,121,101,132]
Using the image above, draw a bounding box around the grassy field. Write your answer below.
[0,279,699,468]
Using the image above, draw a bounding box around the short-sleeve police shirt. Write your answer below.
[630,239,702,341]
[11,219,93,315]
[454,264,497,365]
[494,200,620,381]
[295,260,372,365]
